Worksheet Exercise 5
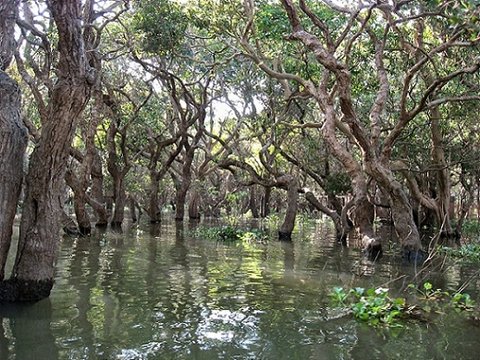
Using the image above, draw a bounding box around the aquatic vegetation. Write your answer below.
[330,286,406,328]
[408,282,475,313]
[193,225,269,243]
[440,243,480,262]
[330,283,475,328]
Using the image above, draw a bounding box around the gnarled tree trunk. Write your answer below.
[278,176,299,241]
[7,0,93,302]
[110,175,126,228]
[369,161,423,260]
[188,187,201,220]
[248,185,259,218]
[0,0,28,279]
[148,173,162,223]
[305,191,350,243]
[65,168,91,236]
[90,149,108,227]
[261,186,271,218]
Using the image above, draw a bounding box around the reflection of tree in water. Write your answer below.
[65,234,102,358]
[8,222,479,358]
[149,221,206,357]
[0,301,58,359]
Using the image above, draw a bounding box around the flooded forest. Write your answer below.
[1,0,480,359]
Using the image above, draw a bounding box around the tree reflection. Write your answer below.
[0,301,58,359]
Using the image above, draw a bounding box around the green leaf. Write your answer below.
[423,282,433,291]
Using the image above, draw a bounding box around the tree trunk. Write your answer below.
[370,162,423,260]
[148,172,161,223]
[111,175,126,228]
[61,209,79,236]
[248,185,259,218]
[0,0,28,281]
[175,183,189,221]
[350,186,381,259]
[305,191,349,243]
[6,0,92,302]
[90,149,108,226]
[261,186,271,218]
[188,188,201,220]
[278,176,299,241]
[65,169,91,236]
[128,195,138,223]
[73,193,91,236]
[430,107,454,238]
[0,81,27,276]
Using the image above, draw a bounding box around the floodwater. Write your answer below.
[1,220,480,359]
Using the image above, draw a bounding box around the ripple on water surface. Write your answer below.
[1,222,480,359]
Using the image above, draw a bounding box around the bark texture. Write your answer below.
[8,0,93,301]
[89,148,108,226]
[0,0,28,279]
[188,187,201,220]
[278,176,299,240]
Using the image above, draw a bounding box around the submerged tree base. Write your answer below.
[0,278,54,303]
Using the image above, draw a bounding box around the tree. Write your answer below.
[234,0,480,258]
[0,0,28,279]
[1,0,100,302]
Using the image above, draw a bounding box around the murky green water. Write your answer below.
[1,220,480,359]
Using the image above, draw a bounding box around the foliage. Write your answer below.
[330,282,475,328]
[440,243,480,262]
[330,286,406,328]
[461,220,480,239]
[324,172,352,196]
[407,282,475,313]
[132,0,187,54]
[263,213,280,228]
[193,225,268,243]
[295,212,316,228]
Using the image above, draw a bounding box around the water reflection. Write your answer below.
[0,300,58,360]
[1,222,480,359]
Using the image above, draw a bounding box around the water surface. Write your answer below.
[1,220,479,359]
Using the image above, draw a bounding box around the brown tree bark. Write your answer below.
[145,133,183,223]
[7,0,94,301]
[278,176,299,240]
[188,187,201,220]
[248,185,259,218]
[127,195,140,223]
[105,117,130,229]
[261,186,271,218]
[148,173,162,223]
[89,148,108,227]
[110,173,126,228]
[65,168,91,236]
[430,107,455,239]
[174,125,204,221]
[0,0,28,280]
[305,191,350,243]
